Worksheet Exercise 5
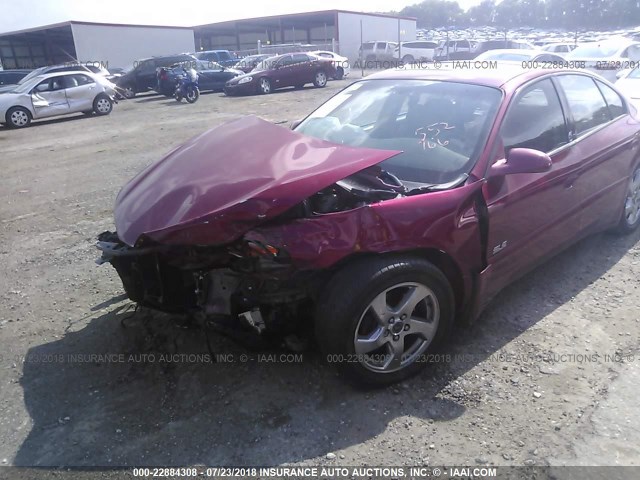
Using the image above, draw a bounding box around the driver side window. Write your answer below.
[500,79,569,155]
[34,79,51,93]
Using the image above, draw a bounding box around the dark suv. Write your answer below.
[116,54,196,98]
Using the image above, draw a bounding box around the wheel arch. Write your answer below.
[6,105,33,124]
[322,247,467,314]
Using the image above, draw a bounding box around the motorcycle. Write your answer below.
[174,66,200,103]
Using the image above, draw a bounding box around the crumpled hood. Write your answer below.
[115,116,400,247]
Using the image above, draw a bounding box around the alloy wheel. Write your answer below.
[260,78,271,94]
[315,71,327,87]
[354,282,439,373]
[625,167,640,226]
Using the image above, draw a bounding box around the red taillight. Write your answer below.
[160,69,168,80]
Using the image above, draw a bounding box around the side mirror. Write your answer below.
[489,148,552,177]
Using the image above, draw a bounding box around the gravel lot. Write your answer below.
[0,76,639,474]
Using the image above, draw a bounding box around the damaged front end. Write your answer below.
[97,230,325,337]
[97,116,405,336]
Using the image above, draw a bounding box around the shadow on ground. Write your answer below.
[14,230,639,467]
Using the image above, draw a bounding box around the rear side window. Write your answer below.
[501,78,568,153]
[292,54,309,64]
[66,74,94,87]
[596,80,626,118]
[556,75,610,137]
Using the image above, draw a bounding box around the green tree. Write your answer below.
[400,0,465,28]
[467,0,497,26]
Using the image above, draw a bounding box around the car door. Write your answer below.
[204,62,228,91]
[63,74,97,112]
[554,74,640,233]
[271,55,294,89]
[135,59,157,91]
[481,77,583,299]
[291,54,313,84]
[30,76,70,118]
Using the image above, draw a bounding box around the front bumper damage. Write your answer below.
[96,231,321,336]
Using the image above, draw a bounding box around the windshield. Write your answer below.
[296,79,501,185]
[568,43,622,58]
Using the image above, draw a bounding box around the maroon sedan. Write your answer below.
[223,52,336,95]
[98,67,640,385]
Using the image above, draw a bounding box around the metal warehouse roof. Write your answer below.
[0,20,193,38]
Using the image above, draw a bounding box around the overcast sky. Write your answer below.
[0,0,482,33]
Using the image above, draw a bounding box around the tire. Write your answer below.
[185,87,200,103]
[121,85,135,99]
[402,55,415,64]
[313,70,328,88]
[93,94,113,116]
[258,77,272,94]
[615,163,640,234]
[335,67,344,80]
[315,256,454,386]
[6,107,31,128]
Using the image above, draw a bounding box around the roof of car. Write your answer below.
[364,65,562,88]
[31,70,98,81]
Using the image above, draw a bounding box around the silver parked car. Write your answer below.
[0,71,116,128]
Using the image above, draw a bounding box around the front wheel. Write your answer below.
[6,107,31,128]
[120,85,135,99]
[93,94,113,116]
[315,256,454,386]
[335,67,344,80]
[258,77,272,94]
[615,164,640,234]
[313,70,327,88]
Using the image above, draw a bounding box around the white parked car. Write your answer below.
[567,39,640,82]
[394,40,439,63]
[615,66,640,105]
[0,71,116,128]
[542,42,578,57]
[308,51,350,79]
